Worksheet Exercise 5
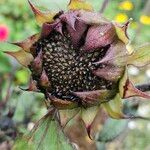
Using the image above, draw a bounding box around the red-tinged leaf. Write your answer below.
[12,34,39,53]
[127,43,150,67]
[68,0,93,11]
[82,23,116,52]
[95,40,128,67]
[123,79,150,99]
[13,109,74,150]
[102,94,126,119]
[28,0,55,26]
[93,65,124,81]
[5,50,33,67]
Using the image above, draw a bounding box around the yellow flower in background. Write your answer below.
[119,0,134,11]
[115,13,128,23]
[140,15,150,25]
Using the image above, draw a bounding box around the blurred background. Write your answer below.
[0,0,150,149]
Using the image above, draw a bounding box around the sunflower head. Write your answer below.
[4,0,150,137]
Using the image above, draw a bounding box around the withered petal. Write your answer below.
[40,22,59,38]
[77,10,109,25]
[48,95,78,110]
[12,34,39,53]
[66,17,88,48]
[60,12,77,30]
[123,79,150,99]
[95,40,128,66]
[93,65,124,82]
[40,70,51,88]
[31,50,43,74]
[82,23,116,52]
[71,90,113,106]
[28,0,55,26]
[5,50,33,67]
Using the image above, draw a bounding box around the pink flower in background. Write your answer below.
[0,24,9,41]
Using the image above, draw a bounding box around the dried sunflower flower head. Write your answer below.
[5,0,150,136]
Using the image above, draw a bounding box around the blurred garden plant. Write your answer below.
[1,0,150,149]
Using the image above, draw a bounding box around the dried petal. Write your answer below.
[40,70,50,88]
[127,43,150,67]
[60,12,77,30]
[66,18,88,48]
[78,10,109,25]
[119,67,150,99]
[31,51,42,74]
[5,50,33,67]
[71,90,114,106]
[95,40,128,66]
[82,23,116,52]
[12,34,39,53]
[40,22,59,38]
[123,79,150,99]
[68,0,93,11]
[48,95,78,110]
[93,65,124,81]
[28,0,55,26]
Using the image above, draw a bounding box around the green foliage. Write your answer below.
[0,52,11,73]
[0,0,150,149]
[96,118,127,142]
[13,110,74,150]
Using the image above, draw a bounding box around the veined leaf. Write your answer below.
[13,109,74,150]
[96,118,127,142]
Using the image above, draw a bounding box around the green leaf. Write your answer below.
[13,109,74,150]
[0,42,20,52]
[127,43,150,67]
[0,51,11,73]
[15,69,30,85]
[96,118,127,142]
[102,94,125,119]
